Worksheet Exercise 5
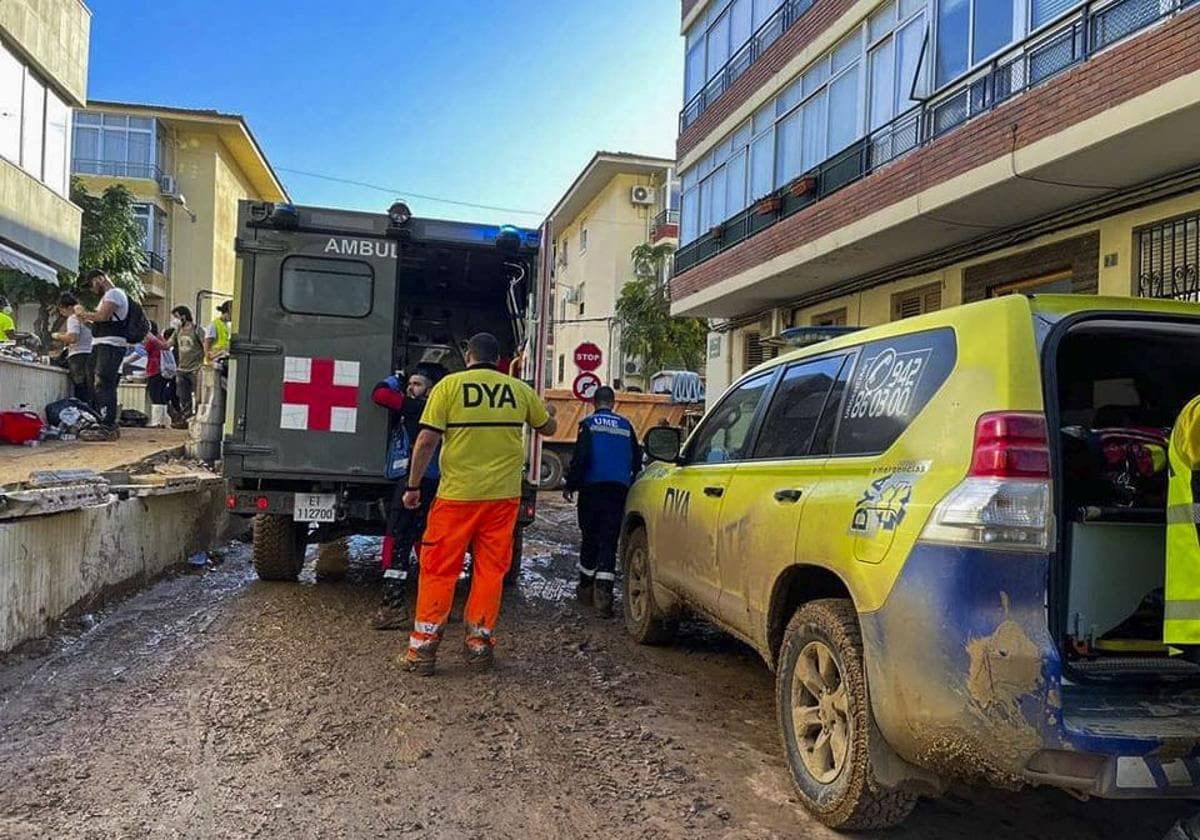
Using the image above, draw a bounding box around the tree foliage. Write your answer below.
[0,178,145,344]
[615,243,708,376]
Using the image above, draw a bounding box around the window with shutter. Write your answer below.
[892,283,942,321]
[812,307,848,326]
[742,331,780,372]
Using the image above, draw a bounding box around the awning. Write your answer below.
[0,242,58,285]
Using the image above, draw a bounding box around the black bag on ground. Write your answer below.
[45,397,99,428]
[119,408,149,428]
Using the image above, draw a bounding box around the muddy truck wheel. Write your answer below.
[539,448,566,490]
[504,528,523,587]
[776,599,917,830]
[252,514,307,582]
[621,526,676,645]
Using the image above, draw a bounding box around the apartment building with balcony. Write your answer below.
[672,0,1200,400]
[545,152,677,390]
[71,101,288,326]
[0,0,90,286]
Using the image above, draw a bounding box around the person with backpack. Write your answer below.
[73,270,148,441]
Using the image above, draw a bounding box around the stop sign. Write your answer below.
[573,342,603,372]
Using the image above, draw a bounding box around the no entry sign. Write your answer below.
[572,371,602,401]
[573,342,602,372]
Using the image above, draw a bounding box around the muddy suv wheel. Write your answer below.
[776,599,917,830]
[621,527,675,645]
[252,514,307,581]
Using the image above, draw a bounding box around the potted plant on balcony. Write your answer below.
[709,223,725,240]
[754,194,782,215]
[789,175,818,198]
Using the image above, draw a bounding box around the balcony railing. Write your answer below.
[680,0,816,133]
[144,250,166,274]
[675,0,1200,277]
[654,209,680,227]
[72,158,163,182]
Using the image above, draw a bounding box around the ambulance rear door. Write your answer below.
[230,204,400,480]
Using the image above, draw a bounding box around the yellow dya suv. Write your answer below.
[624,295,1200,830]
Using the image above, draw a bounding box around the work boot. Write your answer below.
[594,579,615,618]
[370,580,409,631]
[462,637,495,671]
[403,640,439,676]
[576,574,594,606]
[79,425,119,442]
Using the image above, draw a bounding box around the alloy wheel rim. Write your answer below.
[626,545,647,623]
[791,640,851,784]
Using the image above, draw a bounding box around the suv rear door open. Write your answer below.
[230,206,399,480]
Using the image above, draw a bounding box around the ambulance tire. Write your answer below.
[621,526,676,646]
[776,599,917,831]
[252,514,307,582]
[540,449,565,490]
[504,528,523,587]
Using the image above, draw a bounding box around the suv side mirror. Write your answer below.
[645,426,683,463]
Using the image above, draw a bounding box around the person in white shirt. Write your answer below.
[51,292,93,404]
[74,270,129,440]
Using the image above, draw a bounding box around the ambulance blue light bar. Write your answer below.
[415,219,540,249]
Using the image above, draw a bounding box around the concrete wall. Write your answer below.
[0,357,69,412]
[0,479,227,651]
[0,156,82,272]
[0,0,90,105]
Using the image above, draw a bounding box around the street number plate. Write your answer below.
[293,493,338,523]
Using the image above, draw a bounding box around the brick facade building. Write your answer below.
[672,0,1200,402]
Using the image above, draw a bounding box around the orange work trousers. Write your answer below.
[409,497,519,652]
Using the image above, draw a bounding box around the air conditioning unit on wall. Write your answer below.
[630,185,655,205]
[560,285,579,304]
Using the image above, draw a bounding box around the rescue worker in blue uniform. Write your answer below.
[564,386,641,617]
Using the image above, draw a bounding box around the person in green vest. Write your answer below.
[204,299,232,362]
[1165,394,1200,660]
[0,295,15,342]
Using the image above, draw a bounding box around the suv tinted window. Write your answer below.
[281,256,374,318]
[753,356,847,459]
[686,372,774,464]
[836,328,956,455]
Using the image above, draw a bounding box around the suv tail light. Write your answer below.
[969,413,1050,478]
[920,412,1052,552]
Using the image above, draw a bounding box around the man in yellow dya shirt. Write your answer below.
[401,332,556,675]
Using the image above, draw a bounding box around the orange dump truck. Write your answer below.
[538,390,700,488]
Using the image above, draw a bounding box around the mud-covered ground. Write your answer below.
[0,497,1191,839]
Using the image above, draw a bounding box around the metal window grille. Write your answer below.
[1136,214,1200,302]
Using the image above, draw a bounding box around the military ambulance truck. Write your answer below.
[223,201,545,582]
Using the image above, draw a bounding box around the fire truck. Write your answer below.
[222,200,552,583]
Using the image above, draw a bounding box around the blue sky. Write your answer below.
[85,0,684,227]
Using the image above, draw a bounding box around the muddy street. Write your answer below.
[0,497,1189,839]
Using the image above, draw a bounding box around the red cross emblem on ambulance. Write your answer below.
[279,356,360,433]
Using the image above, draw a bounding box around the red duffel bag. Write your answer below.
[0,410,44,444]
